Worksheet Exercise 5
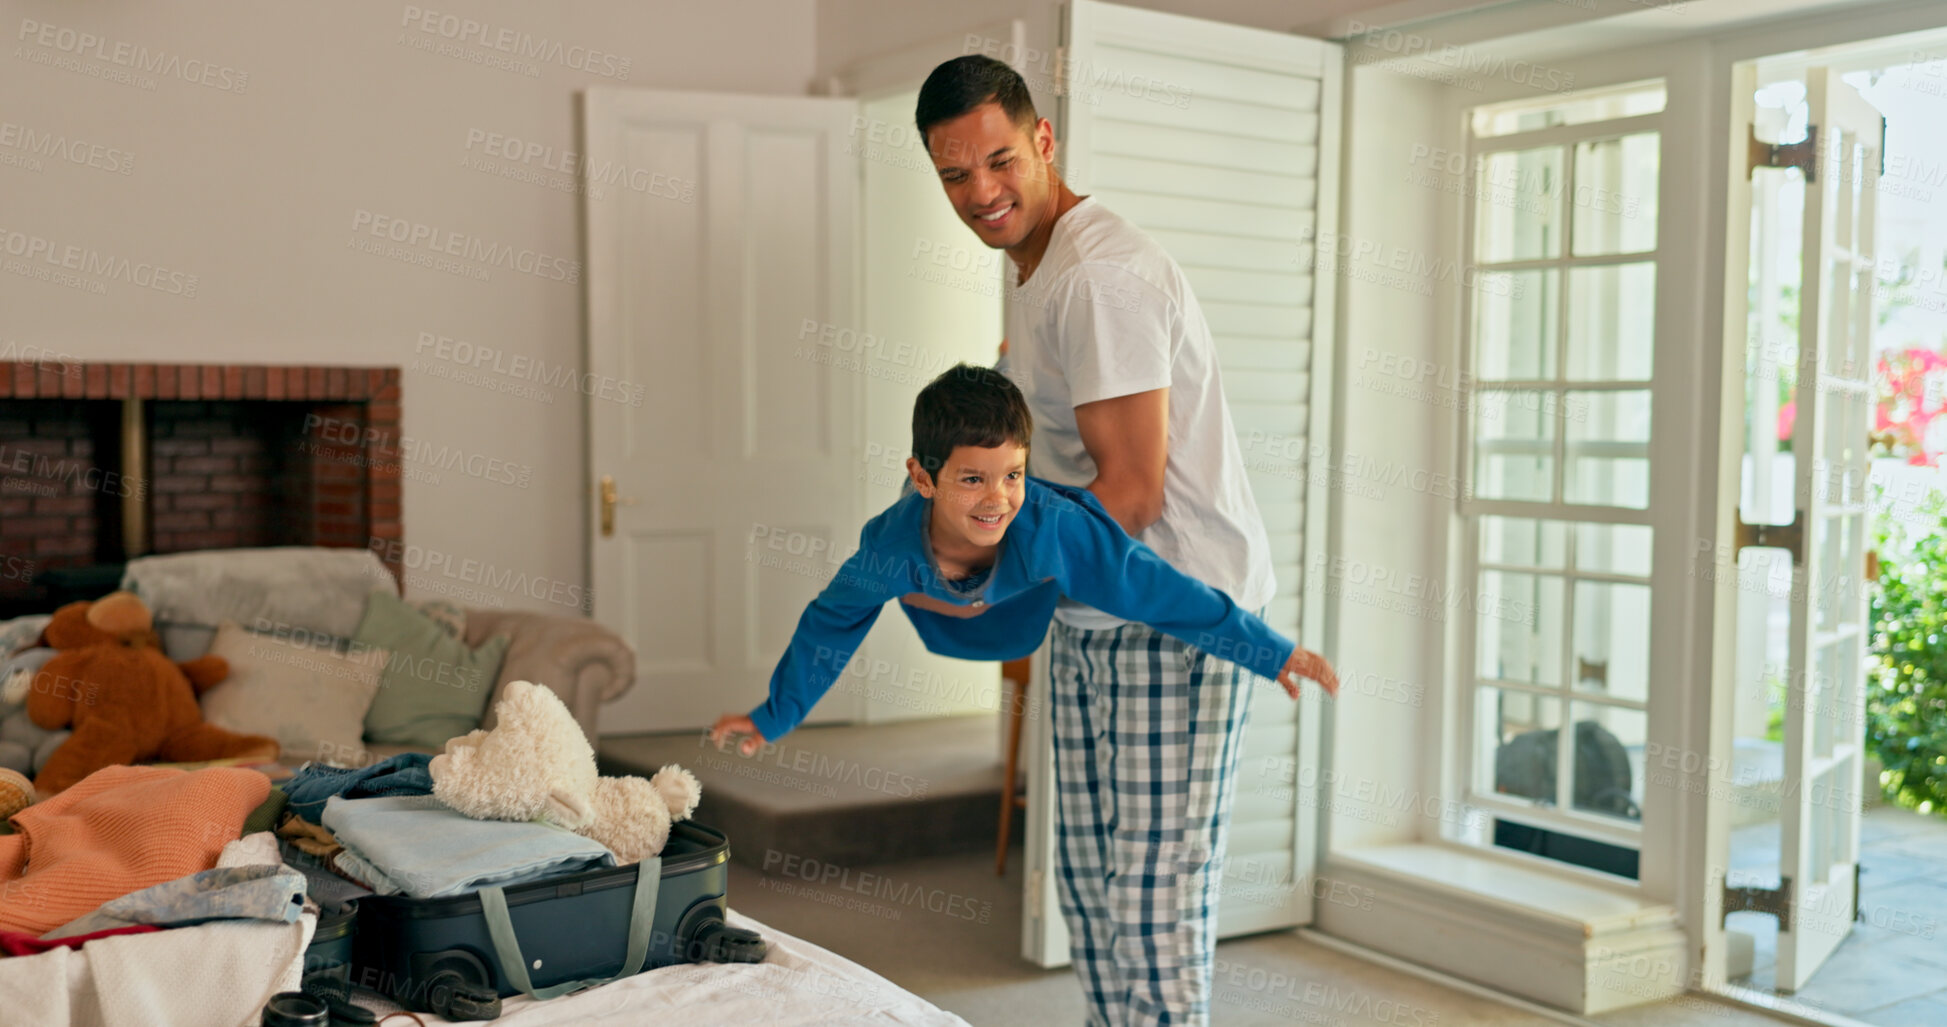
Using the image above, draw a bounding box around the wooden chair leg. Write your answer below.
[996,660,1031,876]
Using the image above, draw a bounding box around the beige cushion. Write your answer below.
[199,621,387,765]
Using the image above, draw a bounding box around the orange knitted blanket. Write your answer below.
[0,765,269,935]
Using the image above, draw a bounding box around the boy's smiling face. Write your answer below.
[907,441,1028,555]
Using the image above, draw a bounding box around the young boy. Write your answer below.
[710,363,1337,755]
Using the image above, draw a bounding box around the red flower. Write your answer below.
[1874,347,1947,468]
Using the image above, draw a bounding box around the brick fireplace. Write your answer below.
[0,362,402,617]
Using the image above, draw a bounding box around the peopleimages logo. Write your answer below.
[398,6,631,79]
[15,18,249,92]
[349,209,578,283]
[0,122,134,174]
[461,129,694,202]
[0,226,197,296]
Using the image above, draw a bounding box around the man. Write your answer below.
[916,56,1335,1026]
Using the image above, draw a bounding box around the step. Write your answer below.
[1322,843,1688,1015]
[598,715,1007,871]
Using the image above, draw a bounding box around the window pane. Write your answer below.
[1474,271,1558,381]
[1476,147,1563,263]
[1566,263,1655,381]
[1574,523,1653,578]
[1480,515,1565,569]
[1570,133,1659,256]
[1472,82,1667,138]
[1813,512,1861,634]
[1565,390,1651,507]
[1473,389,1557,502]
[1568,704,1646,822]
[1572,580,1651,703]
[1479,687,1563,803]
[1477,572,1562,686]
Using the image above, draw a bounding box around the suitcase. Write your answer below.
[347,820,765,1019]
[304,903,356,982]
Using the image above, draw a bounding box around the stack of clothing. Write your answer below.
[0,764,315,1027]
[0,765,276,935]
[278,753,615,900]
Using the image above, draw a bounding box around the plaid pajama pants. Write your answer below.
[1049,613,1258,1027]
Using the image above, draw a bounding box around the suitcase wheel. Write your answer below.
[438,980,502,1022]
[410,949,503,1020]
[691,921,768,964]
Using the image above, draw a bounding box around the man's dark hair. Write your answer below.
[911,363,1033,481]
[915,55,1037,151]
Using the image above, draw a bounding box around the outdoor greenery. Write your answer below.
[1866,488,1947,816]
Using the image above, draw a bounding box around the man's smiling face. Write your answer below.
[926,102,1057,252]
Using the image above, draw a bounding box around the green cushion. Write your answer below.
[355,589,510,749]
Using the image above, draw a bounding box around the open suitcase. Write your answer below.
[345,820,766,1020]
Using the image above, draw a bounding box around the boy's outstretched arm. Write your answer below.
[710,539,899,755]
[1051,489,1339,698]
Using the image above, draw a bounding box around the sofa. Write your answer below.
[5,547,635,775]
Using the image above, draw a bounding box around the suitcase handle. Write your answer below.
[477,856,661,1002]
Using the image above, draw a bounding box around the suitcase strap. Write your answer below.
[478,856,662,1001]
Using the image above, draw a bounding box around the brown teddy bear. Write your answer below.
[27,591,278,795]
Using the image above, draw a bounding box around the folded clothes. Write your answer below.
[330,842,405,896]
[278,838,371,914]
[284,753,435,824]
[218,831,282,868]
[0,765,269,935]
[276,811,344,860]
[42,863,305,940]
[0,923,160,957]
[322,795,614,898]
[240,784,288,836]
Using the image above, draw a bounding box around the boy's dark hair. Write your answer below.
[911,363,1032,481]
[915,56,1037,151]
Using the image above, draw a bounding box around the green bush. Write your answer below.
[1867,489,1947,816]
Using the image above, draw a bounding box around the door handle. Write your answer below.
[598,475,637,537]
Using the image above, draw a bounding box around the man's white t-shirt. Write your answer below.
[1005,196,1276,629]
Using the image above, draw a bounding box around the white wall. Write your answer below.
[1324,65,1455,849]
[853,86,1005,724]
[0,0,816,614]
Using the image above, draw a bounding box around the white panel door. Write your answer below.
[585,90,862,735]
[1775,67,1880,993]
[1021,0,1341,964]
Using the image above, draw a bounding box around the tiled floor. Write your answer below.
[1727,804,1947,1024]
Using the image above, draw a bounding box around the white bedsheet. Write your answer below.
[380,909,970,1026]
[0,911,315,1027]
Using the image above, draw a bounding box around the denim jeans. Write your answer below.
[284,753,435,824]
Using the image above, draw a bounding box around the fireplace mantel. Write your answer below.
[0,362,398,405]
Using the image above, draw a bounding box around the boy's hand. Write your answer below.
[709,713,769,756]
[1277,647,1339,699]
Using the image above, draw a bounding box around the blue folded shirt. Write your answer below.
[322,795,614,899]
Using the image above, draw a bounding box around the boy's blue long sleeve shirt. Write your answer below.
[747,477,1295,741]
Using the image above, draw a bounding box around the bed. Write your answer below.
[360,908,969,1025]
[0,909,969,1027]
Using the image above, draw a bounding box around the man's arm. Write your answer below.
[1075,387,1169,536]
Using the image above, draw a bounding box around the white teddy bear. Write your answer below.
[428,680,700,863]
